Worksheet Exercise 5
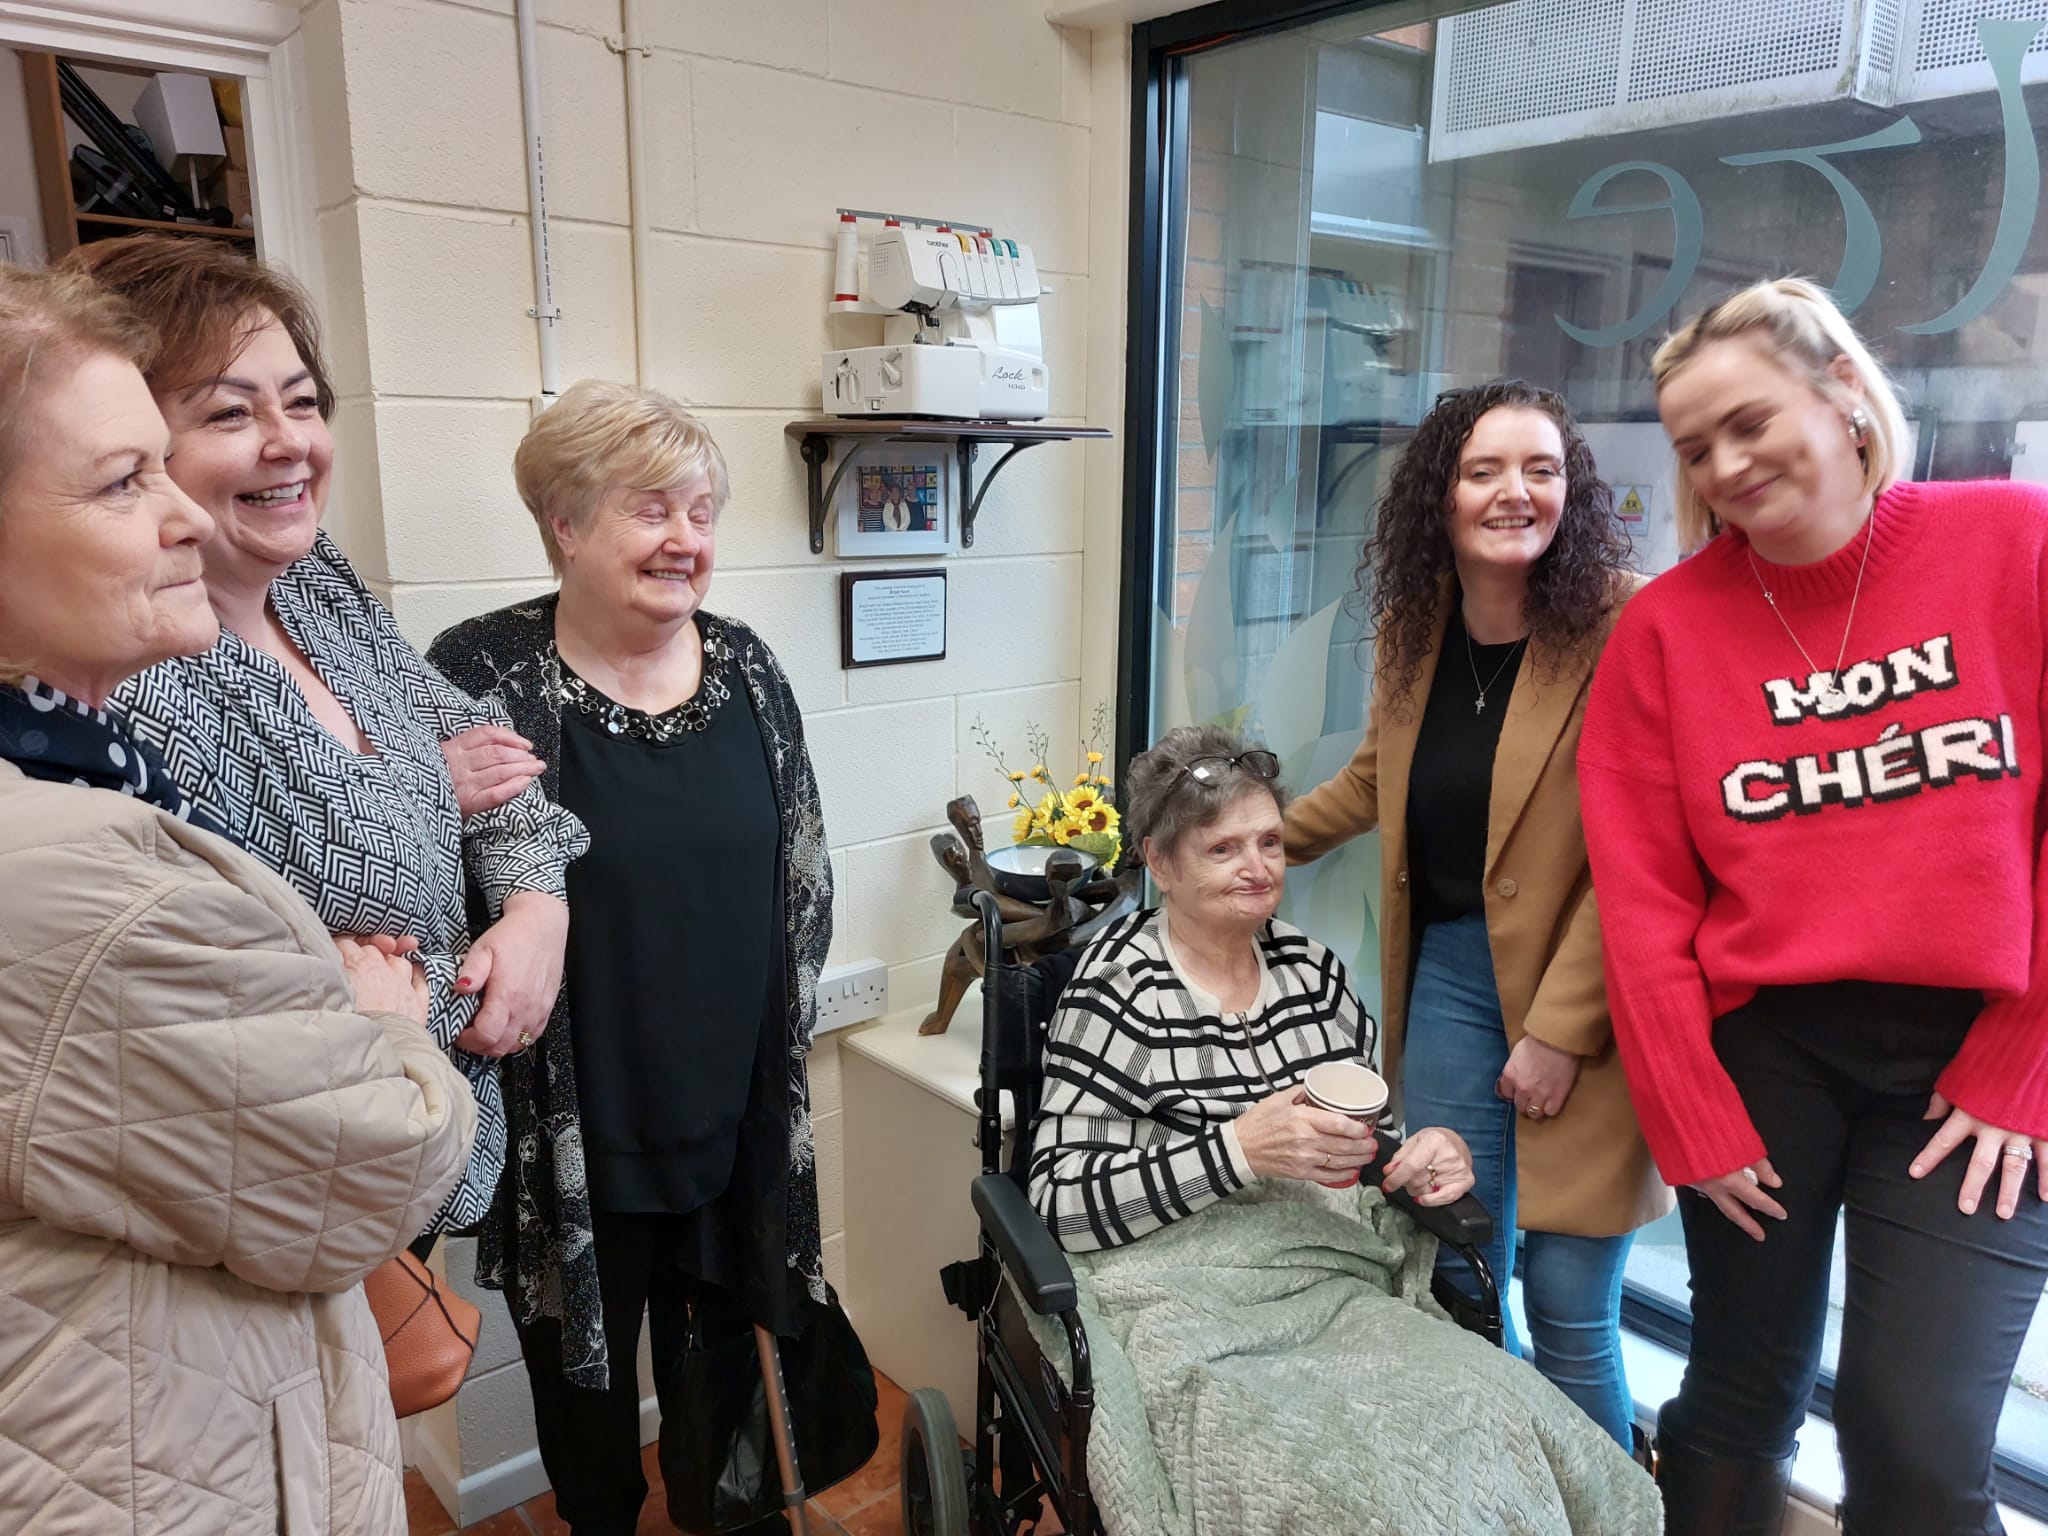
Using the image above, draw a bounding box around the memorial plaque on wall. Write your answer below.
[841,568,947,668]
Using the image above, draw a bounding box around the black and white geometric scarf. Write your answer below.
[0,676,233,841]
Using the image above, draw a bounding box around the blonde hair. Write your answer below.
[0,263,158,686]
[1652,277,1908,553]
[513,380,731,576]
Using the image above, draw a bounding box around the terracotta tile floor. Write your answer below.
[405,1372,919,1536]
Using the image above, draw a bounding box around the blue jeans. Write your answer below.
[1403,910,1636,1448]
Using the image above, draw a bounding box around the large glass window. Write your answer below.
[1125,0,2048,1502]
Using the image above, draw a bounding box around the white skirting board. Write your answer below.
[409,1392,662,1528]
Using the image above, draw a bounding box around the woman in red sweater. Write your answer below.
[1580,276,2048,1536]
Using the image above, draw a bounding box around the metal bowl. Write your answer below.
[984,843,1101,903]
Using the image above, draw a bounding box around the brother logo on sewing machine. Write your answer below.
[822,210,1051,422]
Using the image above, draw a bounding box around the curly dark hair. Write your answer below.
[1355,379,1631,713]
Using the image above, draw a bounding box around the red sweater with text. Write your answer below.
[1579,478,2048,1186]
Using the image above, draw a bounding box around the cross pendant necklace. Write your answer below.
[1745,508,1876,710]
[1464,626,1528,716]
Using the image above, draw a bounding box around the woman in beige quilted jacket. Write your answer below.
[0,269,478,1533]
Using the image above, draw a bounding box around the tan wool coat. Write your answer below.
[0,763,480,1535]
[1284,583,1672,1237]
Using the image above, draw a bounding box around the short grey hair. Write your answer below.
[514,379,731,577]
[1124,724,1290,863]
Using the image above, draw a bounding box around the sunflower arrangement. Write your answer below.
[971,702,1121,874]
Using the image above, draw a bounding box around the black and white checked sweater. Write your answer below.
[1029,908,1380,1253]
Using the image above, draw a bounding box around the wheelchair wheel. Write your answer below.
[900,1387,970,1536]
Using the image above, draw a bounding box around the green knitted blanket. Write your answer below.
[1028,1179,1661,1536]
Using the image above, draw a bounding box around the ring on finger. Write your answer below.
[1524,1103,1543,1119]
[2003,1143,2035,1164]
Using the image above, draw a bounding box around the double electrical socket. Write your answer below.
[814,958,889,1034]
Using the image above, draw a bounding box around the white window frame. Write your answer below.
[0,0,322,300]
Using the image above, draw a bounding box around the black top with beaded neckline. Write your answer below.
[555,619,781,1223]
[552,616,736,742]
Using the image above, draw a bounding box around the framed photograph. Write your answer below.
[841,568,948,668]
[835,443,952,557]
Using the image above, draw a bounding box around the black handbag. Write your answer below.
[660,1284,880,1534]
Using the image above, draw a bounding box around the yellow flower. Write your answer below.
[1031,764,1049,782]
[1048,817,1074,845]
[1074,772,1090,787]
[1007,770,1026,783]
[1006,792,1020,809]
[1087,751,1104,764]
[1067,786,1102,817]
[1013,808,1035,842]
[1094,775,1112,788]
[1075,802,1121,837]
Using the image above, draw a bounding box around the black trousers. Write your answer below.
[1666,983,2048,1536]
[514,1210,720,1536]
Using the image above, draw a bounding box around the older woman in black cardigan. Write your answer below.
[429,381,832,1536]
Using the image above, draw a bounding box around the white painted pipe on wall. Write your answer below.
[514,0,561,405]
[620,0,654,388]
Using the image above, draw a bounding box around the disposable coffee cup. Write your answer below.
[1301,1060,1389,1189]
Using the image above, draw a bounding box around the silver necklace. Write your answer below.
[1463,626,1527,716]
[1745,510,1875,710]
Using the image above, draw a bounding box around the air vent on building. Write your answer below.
[1906,0,2048,98]
[1427,0,2043,162]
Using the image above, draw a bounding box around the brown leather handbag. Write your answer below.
[362,1251,481,1418]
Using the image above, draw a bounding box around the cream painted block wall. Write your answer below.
[307,0,1110,1518]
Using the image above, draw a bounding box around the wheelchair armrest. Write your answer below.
[1373,1129,1495,1251]
[971,1173,1078,1316]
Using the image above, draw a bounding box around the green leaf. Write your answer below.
[1067,831,1122,871]
[1183,513,1240,723]
[1251,596,1346,761]
[1291,833,1382,1020]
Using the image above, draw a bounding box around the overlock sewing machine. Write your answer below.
[822,208,1049,421]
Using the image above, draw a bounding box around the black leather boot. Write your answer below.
[1655,1410,1796,1536]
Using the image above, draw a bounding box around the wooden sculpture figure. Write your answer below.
[921,795,1140,1035]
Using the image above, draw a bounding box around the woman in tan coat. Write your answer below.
[0,266,477,1533]
[1285,380,1670,1450]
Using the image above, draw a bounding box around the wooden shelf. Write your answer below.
[784,418,1113,554]
[18,51,252,259]
[75,212,252,241]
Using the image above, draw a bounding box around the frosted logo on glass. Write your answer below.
[1557,17,2043,344]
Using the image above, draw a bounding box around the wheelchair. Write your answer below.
[898,890,1507,1536]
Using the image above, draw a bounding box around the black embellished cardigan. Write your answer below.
[429,595,832,1389]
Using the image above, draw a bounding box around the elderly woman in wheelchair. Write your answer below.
[897,725,1659,1536]
[1031,725,1478,1250]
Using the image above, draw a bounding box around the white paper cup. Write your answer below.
[1301,1060,1388,1189]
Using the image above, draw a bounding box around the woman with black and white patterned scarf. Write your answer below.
[67,236,589,1243]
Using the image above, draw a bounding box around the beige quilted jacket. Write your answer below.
[0,763,479,1534]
